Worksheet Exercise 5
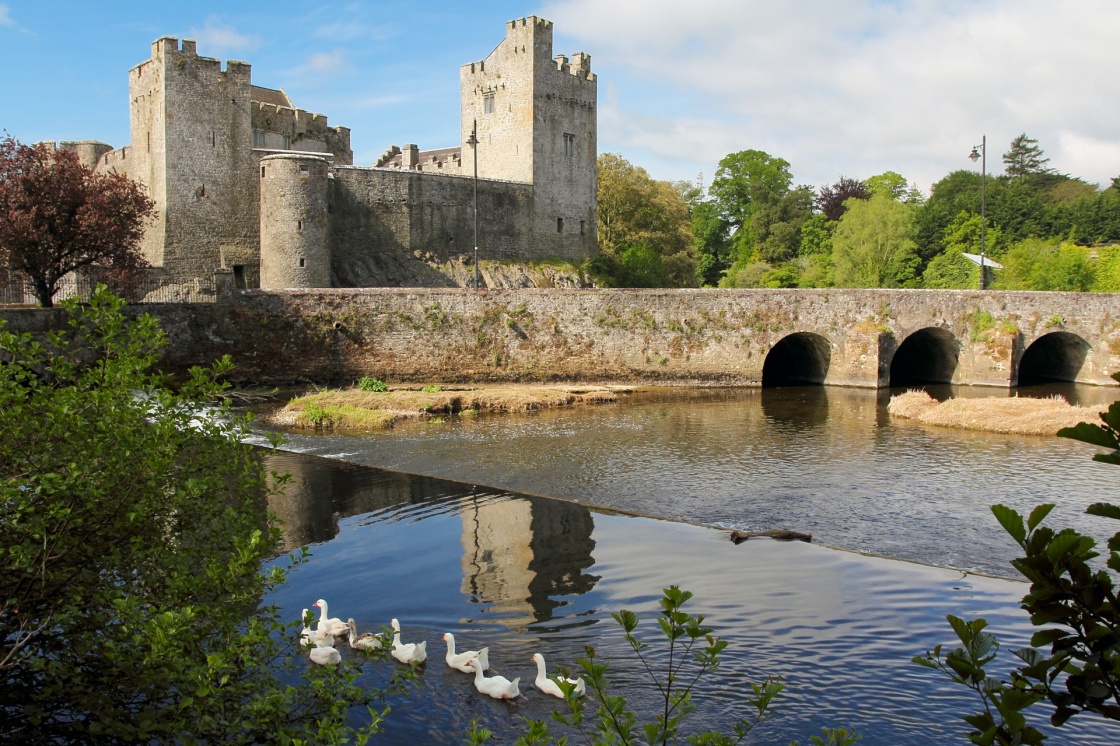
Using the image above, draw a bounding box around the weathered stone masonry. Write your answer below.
[4,289,1118,388]
[60,16,596,292]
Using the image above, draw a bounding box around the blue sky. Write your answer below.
[3,1,1119,196]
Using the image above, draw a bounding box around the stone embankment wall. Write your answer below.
[3,288,1118,388]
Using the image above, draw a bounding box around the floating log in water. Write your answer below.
[730,529,812,544]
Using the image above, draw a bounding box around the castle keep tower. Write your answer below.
[259,154,331,289]
[460,16,597,261]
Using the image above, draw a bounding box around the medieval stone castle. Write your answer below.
[60,16,597,291]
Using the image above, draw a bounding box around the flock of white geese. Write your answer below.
[300,599,586,701]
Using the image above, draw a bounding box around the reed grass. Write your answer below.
[888,390,1103,436]
[268,384,621,431]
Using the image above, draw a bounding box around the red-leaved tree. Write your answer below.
[0,135,154,307]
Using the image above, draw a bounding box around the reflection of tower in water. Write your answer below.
[460,494,598,627]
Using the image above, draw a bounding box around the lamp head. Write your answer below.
[969,147,981,162]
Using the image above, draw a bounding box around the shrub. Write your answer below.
[359,376,389,392]
[0,287,396,743]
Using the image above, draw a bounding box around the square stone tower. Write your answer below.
[460,17,597,261]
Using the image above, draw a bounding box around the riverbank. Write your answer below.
[888,389,1103,435]
[264,383,630,431]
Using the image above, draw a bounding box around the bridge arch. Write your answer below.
[889,327,961,386]
[762,332,831,387]
[1017,331,1091,385]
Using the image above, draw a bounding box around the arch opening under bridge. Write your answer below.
[1017,331,1091,385]
[762,332,832,387]
[889,327,961,387]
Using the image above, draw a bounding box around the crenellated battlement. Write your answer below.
[151,36,251,79]
[506,16,552,34]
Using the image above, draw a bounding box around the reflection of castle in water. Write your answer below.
[460,495,597,627]
[265,450,599,625]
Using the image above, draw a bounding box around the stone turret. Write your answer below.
[259,153,331,289]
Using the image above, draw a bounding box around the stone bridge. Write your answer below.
[3,288,1119,388]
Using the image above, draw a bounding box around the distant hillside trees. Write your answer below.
[610,132,1120,291]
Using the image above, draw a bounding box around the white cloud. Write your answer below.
[187,17,260,59]
[0,4,13,27]
[307,50,346,73]
[541,0,1120,192]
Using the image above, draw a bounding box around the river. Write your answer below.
[253,383,1118,744]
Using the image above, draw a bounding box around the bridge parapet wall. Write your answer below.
[2,289,1117,388]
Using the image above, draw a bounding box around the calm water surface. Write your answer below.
[262,450,1115,745]
[255,384,1119,744]
[261,384,1119,577]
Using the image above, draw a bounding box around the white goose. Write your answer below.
[300,608,330,648]
[442,632,489,673]
[390,618,427,664]
[468,656,519,699]
[347,618,382,651]
[531,652,585,698]
[313,599,348,637]
[309,638,342,666]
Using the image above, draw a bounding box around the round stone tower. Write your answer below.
[259,153,331,289]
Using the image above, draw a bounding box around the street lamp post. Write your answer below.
[466,119,480,289]
[969,135,987,290]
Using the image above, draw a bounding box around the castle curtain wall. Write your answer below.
[328,169,533,288]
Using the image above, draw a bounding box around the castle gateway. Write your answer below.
[71,16,597,290]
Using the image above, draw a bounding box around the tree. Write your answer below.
[752,185,815,264]
[916,378,1120,743]
[691,200,734,286]
[597,153,696,287]
[831,193,920,287]
[709,149,794,255]
[816,176,869,222]
[993,238,1095,291]
[0,136,153,307]
[865,171,922,204]
[1003,133,1053,181]
[0,288,398,743]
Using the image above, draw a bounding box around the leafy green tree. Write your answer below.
[597,153,696,287]
[922,251,976,289]
[1092,245,1120,292]
[798,213,833,257]
[752,185,815,264]
[1003,133,1053,181]
[865,171,922,204]
[993,238,1095,291]
[916,378,1120,743]
[617,242,672,288]
[692,200,734,286]
[709,150,794,230]
[0,288,398,743]
[831,193,920,287]
[914,170,986,263]
[0,136,154,307]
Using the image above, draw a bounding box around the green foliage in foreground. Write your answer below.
[916,372,1120,744]
[0,287,403,743]
[468,586,861,746]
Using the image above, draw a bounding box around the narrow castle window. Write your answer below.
[233,265,246,289]
[282,135,291,149]
[483,91,495,115]
[557,218,564,233]
[261,166,266,178]
[211,130,215,147]
[563,133,575,157]
[299,258,305,268]
[299,164,310,178]
[580,220,585,236]
[297,220,303,231]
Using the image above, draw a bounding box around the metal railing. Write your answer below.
[0,270,217,306]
